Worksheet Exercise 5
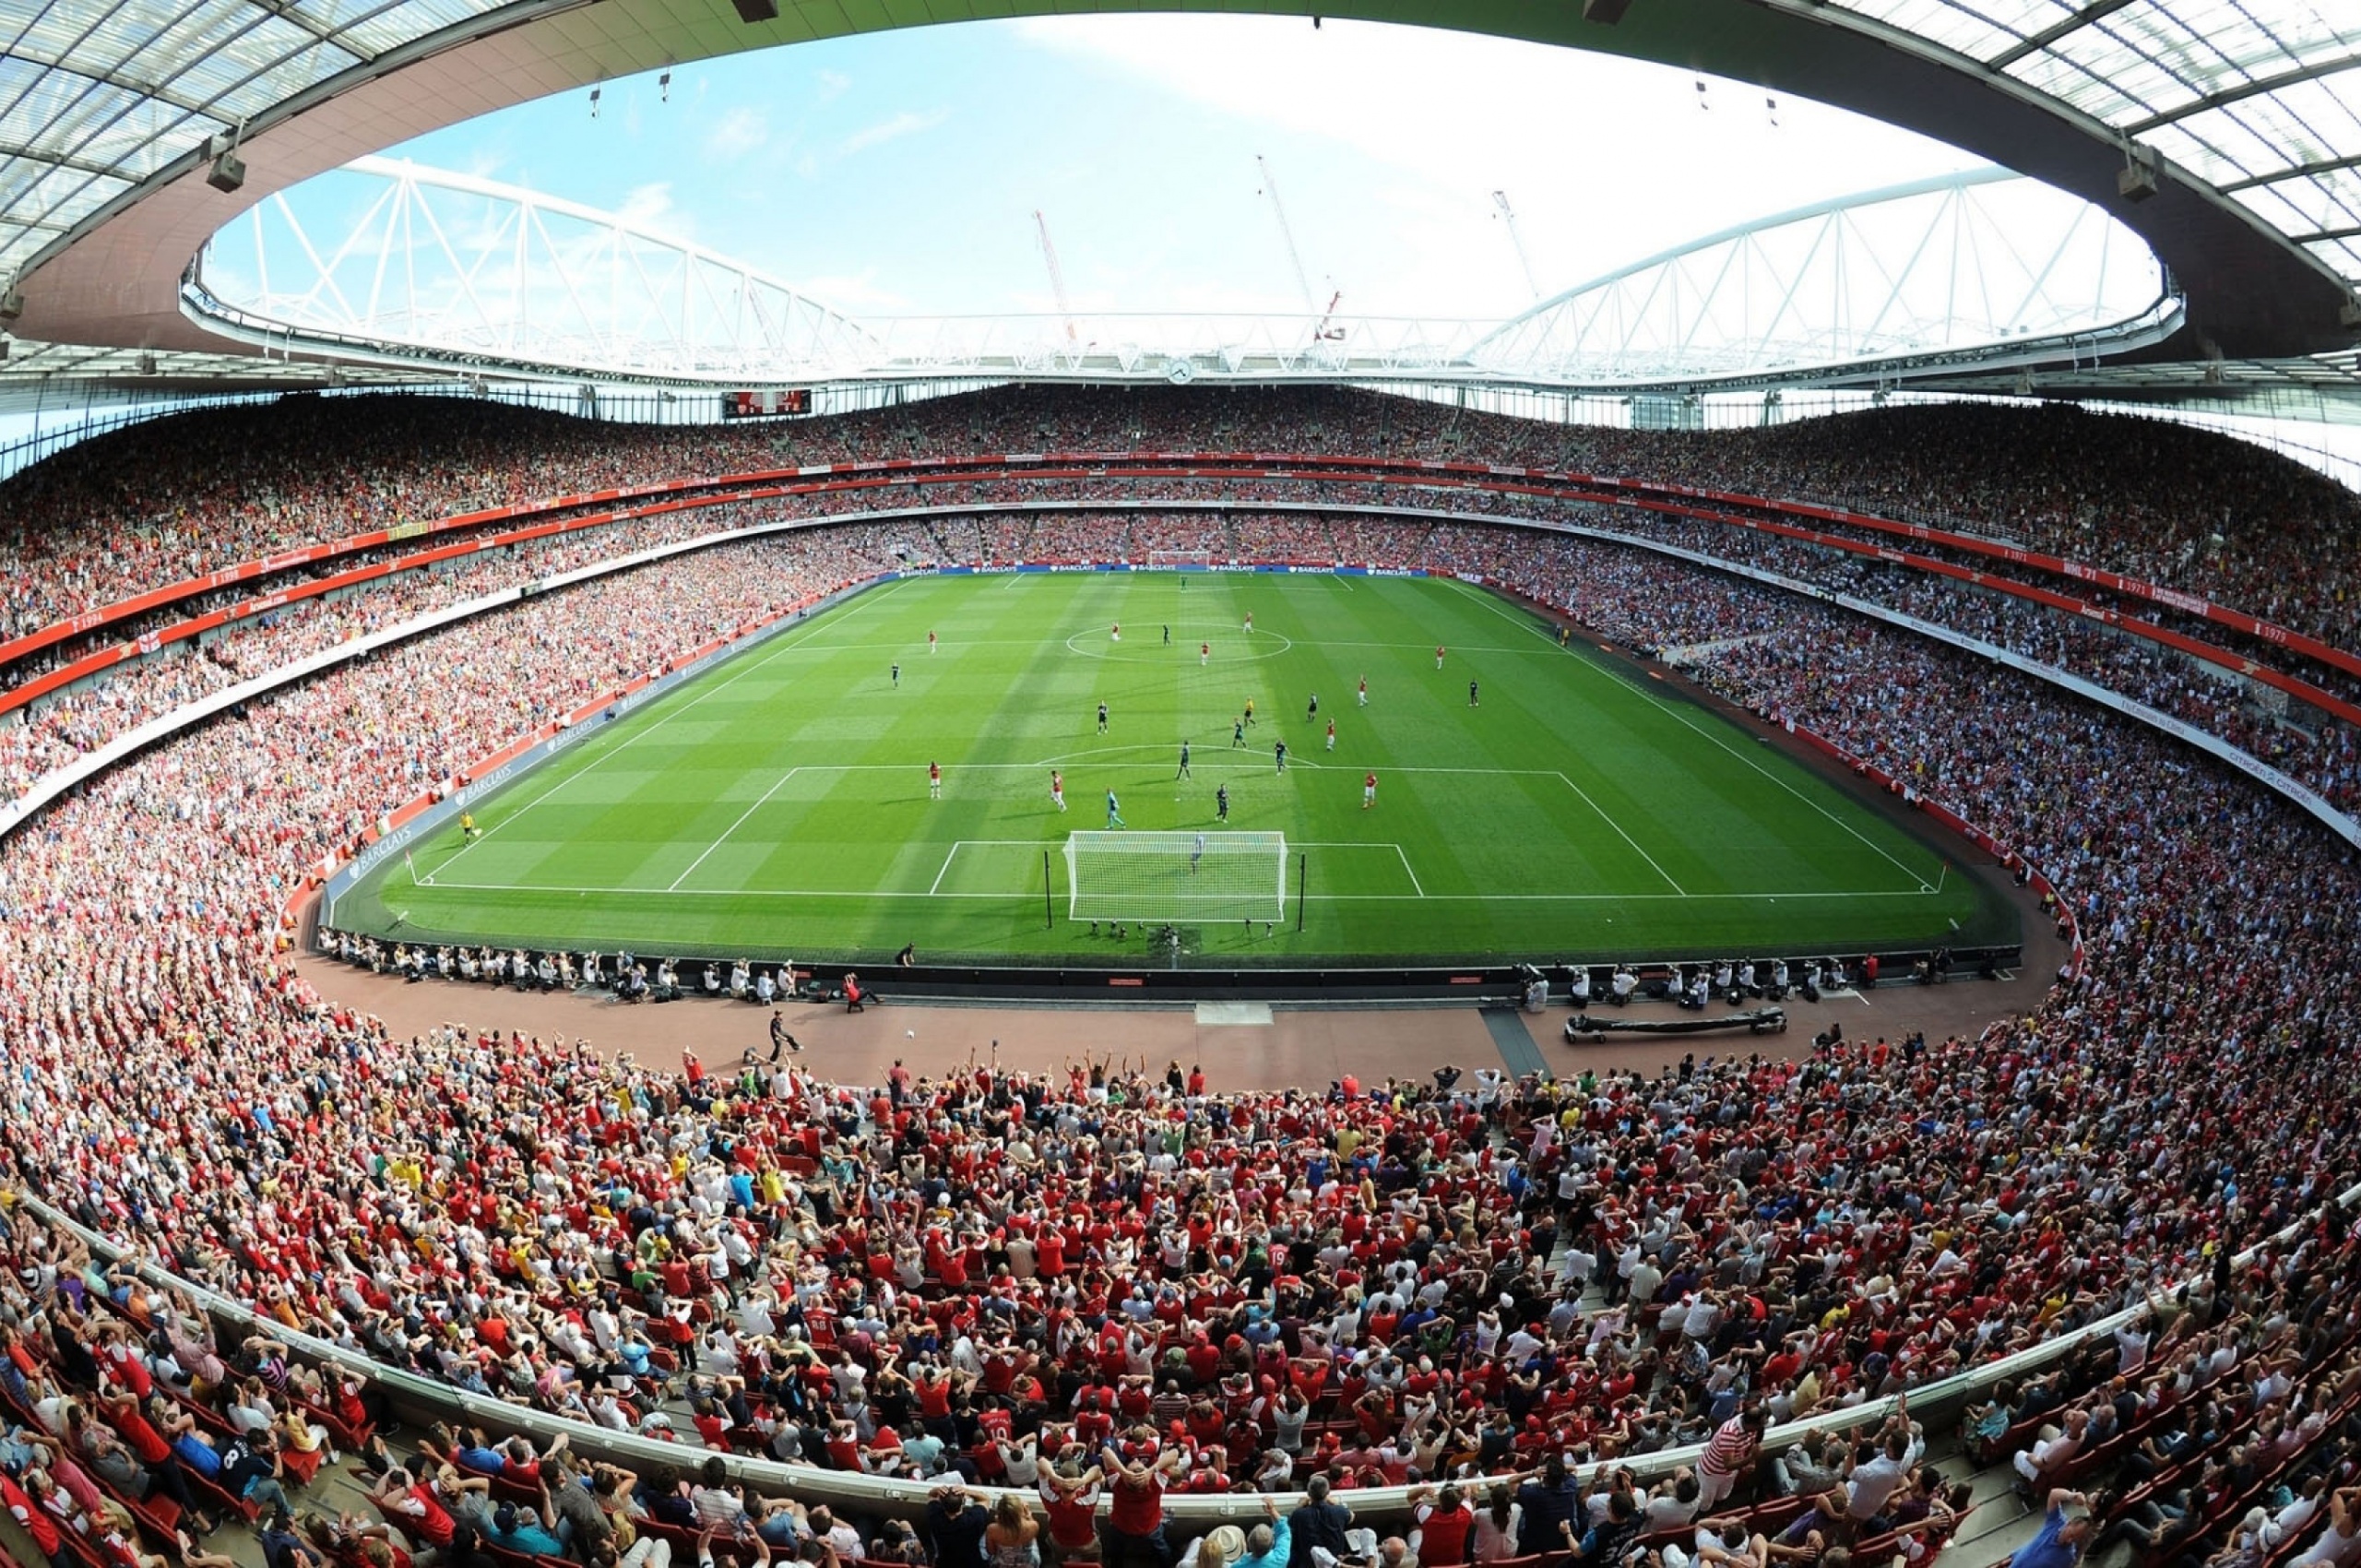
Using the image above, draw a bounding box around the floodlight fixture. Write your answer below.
[2118,141,2159,202]
[206,124,249,193]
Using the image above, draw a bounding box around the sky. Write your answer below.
[335,12,1999,325]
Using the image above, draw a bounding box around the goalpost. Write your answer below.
[1145,550,1217,570]
[1064,831,1287,922]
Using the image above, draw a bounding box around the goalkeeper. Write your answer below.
[1191,833,1206,874]
[1105,790,1127,828]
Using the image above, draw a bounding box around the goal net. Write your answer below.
[1064,831,1287,921]
[1145,550,1216,569]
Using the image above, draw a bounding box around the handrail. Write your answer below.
[13,1100,2353,1527]
[0,393,328,481]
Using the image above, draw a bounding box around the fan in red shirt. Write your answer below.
[1039,1467,1104,1559]
[1411,1484,1477,1566]
[1098,1443,1183,1568]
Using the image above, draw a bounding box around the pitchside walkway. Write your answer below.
[298,896,2065,1091]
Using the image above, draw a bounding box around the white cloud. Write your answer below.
[703,105,770,162]
[616,182,684,238]
[1009,13,1987,304]
[358,14,2131,332]
[798,268,916,312]
[838,108,950,158]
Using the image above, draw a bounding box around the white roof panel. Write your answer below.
[0,0,527,282]
[1809,0,2361,283]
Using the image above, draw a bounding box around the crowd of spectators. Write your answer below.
[6,388,2356,846]
[5,386,2357,663]
[0,392,2355,1568]
[25,477,2344,828]
[1493,507,2361,819]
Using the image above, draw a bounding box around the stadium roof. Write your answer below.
[1802,0,2361,289]
[1,0,2356,396]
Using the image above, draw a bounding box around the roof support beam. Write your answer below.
[11,0,2359,365]
[1987,0,2137,71]
[239,0,363,54]
[2123,51,2361,137]
[3,52,220,121]
[2292,224,2361,244]
[2217,150,2361,196]
[0,145,129,181]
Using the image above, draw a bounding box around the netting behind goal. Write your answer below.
[1145,550,1216,569]
[1064,831,1287,921]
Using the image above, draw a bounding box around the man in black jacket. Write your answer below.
[1515,1455,1583,1556]
[1287,1474,1355,1568]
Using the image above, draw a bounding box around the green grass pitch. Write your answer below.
[338,571,2012,966]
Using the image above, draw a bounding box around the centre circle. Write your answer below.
[1063,628,1295,663]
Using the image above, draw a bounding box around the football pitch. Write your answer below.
[338,571,2013,965]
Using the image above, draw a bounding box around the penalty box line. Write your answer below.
[431,577,916,880]
[1297,840,1424,898]
[934,838,1424,900]
[407,877,1943,904]
[927,839,1044,897]
[1446,576,1931,894]
[1553,771,1684,897]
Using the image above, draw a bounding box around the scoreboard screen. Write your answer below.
[724,388,813,419]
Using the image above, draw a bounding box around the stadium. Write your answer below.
[0,9,2357,1568]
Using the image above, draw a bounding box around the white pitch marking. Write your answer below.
[1448,577,1931,892]
[421,877,1940,904]
[433,578,914,877]
[1394,844,1426,897]
[668,767,799,892]
[1554,771,1685,896]
[923,839,1040,897]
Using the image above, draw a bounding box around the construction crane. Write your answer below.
[1492,190,1542,303]
[1312,288,1345,342]
[1033,209,1076,346]
[1256,154,1347,344]
[1256,154,1320,317]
